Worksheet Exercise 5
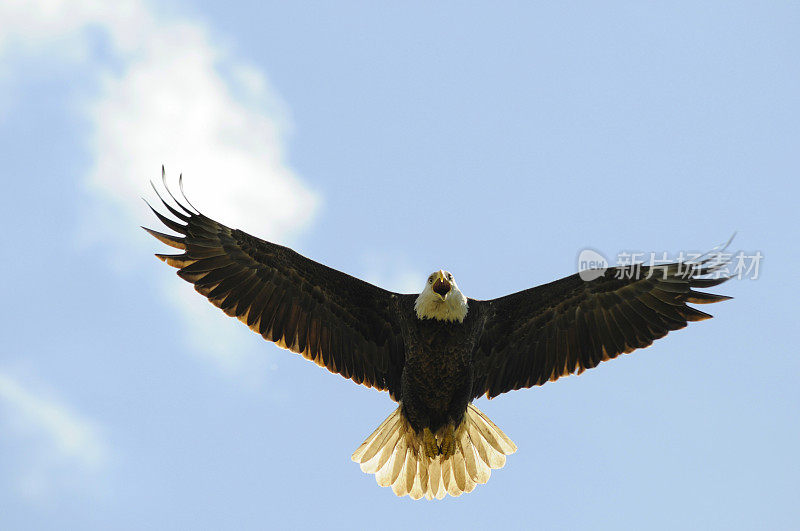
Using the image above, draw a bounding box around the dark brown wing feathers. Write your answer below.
[145,175,406,398]
[147,173,731,403]
[472,260,731,399]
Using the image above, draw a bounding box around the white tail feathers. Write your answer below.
[351,404,517,500]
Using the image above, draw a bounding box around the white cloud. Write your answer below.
[84,17,317,239]
[0,0,149,62]
[163,279,270,382]
[0,372,108,498]
[0,0,319,375]
[360,252,424,294]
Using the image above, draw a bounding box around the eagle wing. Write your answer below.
[470,260,731,399]
[144,176,408,398]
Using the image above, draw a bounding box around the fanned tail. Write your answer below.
[351,404,516,500]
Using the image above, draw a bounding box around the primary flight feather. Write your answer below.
[145,170,732,500]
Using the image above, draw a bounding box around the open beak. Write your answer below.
[432,271,451,299]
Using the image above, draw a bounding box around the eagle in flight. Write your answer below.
[145,170,732,500]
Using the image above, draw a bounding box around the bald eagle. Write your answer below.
[145,173,732,500]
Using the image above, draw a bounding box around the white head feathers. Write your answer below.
[414,270,468,323]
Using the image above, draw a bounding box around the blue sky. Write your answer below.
[1,1,797,529]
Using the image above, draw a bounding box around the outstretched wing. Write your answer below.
[471,260,732,399]
[144,174,407,399]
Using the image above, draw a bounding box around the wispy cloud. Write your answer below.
[360,251,425,294]
[0,372,108,499]
[0,0,319,376]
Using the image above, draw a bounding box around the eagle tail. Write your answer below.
[351,404,517,499]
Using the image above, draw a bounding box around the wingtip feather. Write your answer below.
[155,253,192,268]
[142,226,186,249]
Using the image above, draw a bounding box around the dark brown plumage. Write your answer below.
[145,178,410,400]
[145,171,732,499]
[471,262,730,399]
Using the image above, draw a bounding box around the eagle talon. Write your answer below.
[439,424,456,458]
[422,428,439,459]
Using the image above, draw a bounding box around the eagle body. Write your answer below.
[399,308,480,433]
[145,171,732,500]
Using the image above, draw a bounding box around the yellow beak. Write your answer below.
[432,270,451,299]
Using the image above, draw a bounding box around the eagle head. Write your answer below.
[414,270,468,323]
